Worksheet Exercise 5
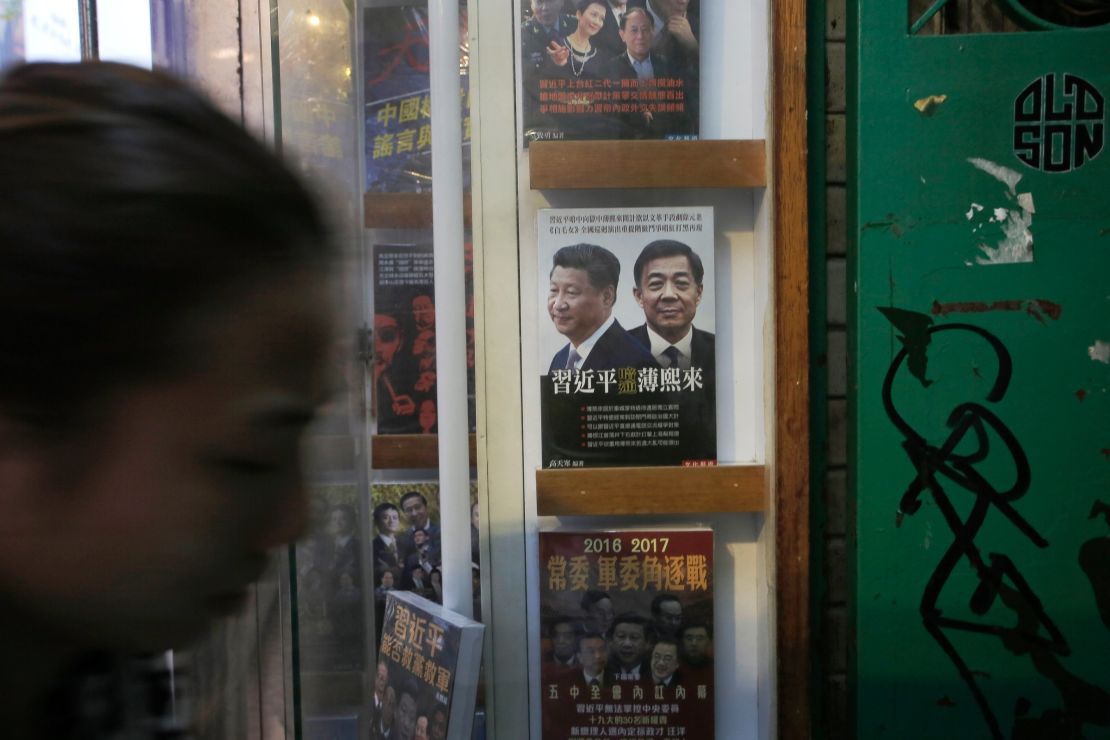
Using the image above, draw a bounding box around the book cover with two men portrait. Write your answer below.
[538,206,716,469]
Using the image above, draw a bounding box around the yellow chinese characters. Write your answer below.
[544,554,710,591]
[385,604,453,693]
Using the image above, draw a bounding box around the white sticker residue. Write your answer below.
[965,157,1035,265]
[1089,340,1110,364]
[968,157,1024,192]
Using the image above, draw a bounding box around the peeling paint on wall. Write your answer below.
[1089,340,1110,364]
[968,157,1023,191]
[914,94,948,116]
[966,158,1036,265]
[931,298,1061,324]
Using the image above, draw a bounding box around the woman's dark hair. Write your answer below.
[0,62,330,433]
[574,0,606,13]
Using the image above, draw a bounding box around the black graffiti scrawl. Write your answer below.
[879,308,1110,740]
[1082,502,1110,633]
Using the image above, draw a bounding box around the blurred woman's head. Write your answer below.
[0,62,334,652]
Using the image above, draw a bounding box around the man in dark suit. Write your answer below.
[592,0,638,56]
[604,7,677,138]
[606,613,651,682]
[372,502,407,577]
[542,631,611,738]
[678,622,714,688]
[642,0,699,137]
[521,0,578,73]
[399,490,441,565]
[629,240,714,373]
[521,0,577,136]
[542,615,581,685]
[645,0,698,66]
[548,243,658,373]
[545,616,581,668]
[327,504,361,590]
[606,7,665,81]
[630,239,716,460]
[371,662,390,733]
[649,638,683,688]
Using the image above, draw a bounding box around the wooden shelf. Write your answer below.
[371,434,477,470]
[536,464,766,516]
[363,191,473,229]
[528,139,766,190]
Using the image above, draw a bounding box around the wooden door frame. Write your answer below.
[772,0,811,738]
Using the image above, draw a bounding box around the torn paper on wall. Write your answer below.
[966,158,1036,265]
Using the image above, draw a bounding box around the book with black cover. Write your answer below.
[371,243,476,435]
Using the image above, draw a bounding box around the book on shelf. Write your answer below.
[375,590,485,740]
[539,528,716,739]
[519,0,700,145]
[538,205,717,469]
[371,243,476,436]
[362,4,471,193]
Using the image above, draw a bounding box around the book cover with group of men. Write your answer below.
[539,529,715,739]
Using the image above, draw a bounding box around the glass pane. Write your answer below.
[8,0,82,63]
[0,1,25,67]
[272,1,484,737]
[96,0,153,68]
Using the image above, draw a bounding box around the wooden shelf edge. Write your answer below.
[370,433,477,470]
[535,464,766,516]
[529,139,767,190]
[364,191,473,229]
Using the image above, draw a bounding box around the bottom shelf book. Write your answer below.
[539,528,716,739]
[375,590,485,740]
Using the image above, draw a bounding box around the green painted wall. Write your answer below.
[850,5,1110,739]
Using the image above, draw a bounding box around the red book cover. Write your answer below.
[539,529,715,739]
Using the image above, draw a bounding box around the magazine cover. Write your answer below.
[296,483,366,672]
[538,206,716,468]
[370,482,481,640]
[372,243,476,435]
[539,529,715,739]
[520,0,700,144]
[374,591,485,740]
[363,5,470,192]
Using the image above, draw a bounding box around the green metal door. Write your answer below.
[850,4,1110,739]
